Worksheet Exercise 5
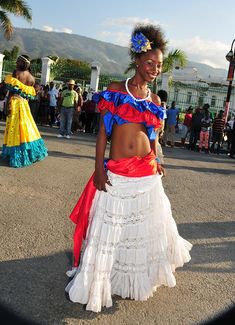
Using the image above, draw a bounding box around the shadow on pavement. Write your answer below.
[48,150,96,160]
[178,221,235,239]
[0,122,97,147]
[164,147,234,164]
[0,156,9,167]
[178,221,235,273]
[165,163,235,175]
[0,251,119,325]
[0,222,234,323]
[42,132,97,146]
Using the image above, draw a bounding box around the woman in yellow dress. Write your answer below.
[2,55,48,168]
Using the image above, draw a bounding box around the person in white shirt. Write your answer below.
[48,81,58,127]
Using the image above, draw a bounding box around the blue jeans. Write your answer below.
[59,107,74,136]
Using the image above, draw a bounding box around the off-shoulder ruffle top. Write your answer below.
[5,75,36,100]
[92,89,166,140]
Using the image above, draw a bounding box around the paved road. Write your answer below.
[0,122,235,325]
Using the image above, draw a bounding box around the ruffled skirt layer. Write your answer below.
[65,172,192,312]
[2,96,48,168]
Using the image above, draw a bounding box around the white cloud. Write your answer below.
[110,32,130,46]
[97,31,129,46]
[42,25,73,34]
[43,25,54,32]
[102,17,161,28]
[200,59,221,69]
[170,36,229,69]
[61,28,72,34]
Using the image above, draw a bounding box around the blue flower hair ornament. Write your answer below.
[131,32,152,53]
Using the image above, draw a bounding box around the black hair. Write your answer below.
[157,89,168,102]
[203,103,210,111]
[16,54,31,72]
[129,24,167,61]
[204,110,210,118]
[82,91,88,101]
[218,110,224,118]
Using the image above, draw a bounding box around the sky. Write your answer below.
[9,0,235,70]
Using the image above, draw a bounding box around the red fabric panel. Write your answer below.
[97,98,162,129]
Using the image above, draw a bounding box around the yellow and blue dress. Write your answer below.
[2,75,48,168]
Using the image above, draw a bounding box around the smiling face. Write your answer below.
[136,49,163,83]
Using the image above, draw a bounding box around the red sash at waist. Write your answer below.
[70,150,157,266]
[106,150,157,177]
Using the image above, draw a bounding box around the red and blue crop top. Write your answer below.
[92,89,166,140]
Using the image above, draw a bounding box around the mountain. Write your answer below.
[0,27,227,79]
[187,61,227,80]
[0,27,130,75]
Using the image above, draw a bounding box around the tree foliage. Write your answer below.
[50,58,91,81]
[162,49,187,73]
[0,0,32,39]
[3,45,19,60]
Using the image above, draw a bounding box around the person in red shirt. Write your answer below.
[181,106,193,146]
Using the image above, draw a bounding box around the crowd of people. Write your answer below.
[161,102,235,158]
[1,76,235,159]
[0,21,234,316]
[0,78,100,138]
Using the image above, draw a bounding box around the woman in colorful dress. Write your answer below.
[65,24,192,312]
[2,55,48,168]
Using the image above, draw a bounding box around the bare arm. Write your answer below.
[94,110,111,191]
[74,92,78,108]
[150,138,158,156]
[57,93,64,108]
[5,91,11,115]
[93,81,121,191]
[150,94,166,175]
[150,137,165,176]
[77,94,83,112]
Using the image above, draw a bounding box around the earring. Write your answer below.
[136,64,139,68]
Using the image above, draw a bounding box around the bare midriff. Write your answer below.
[109,123,151,160]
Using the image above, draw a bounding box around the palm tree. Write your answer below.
[162,49,187,73]
[0,0,32,40]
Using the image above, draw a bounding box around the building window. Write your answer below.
[174,89,179,102]
[211,95,216,107]
[198,93,205,106]
[187,92,192,104]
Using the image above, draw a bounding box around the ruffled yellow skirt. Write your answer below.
[2,96,48,167]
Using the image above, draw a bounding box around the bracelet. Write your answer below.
[155,157,161,163]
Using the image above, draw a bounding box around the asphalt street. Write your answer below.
[0,122,235,325]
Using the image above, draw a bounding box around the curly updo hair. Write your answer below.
[129,24,167,60]
[16,54,31,71]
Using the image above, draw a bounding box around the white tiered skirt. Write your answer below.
[65,172,192,312]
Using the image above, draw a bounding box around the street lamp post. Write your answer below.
[224,39,235,123]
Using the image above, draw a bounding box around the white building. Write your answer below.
[160,66,235,116]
